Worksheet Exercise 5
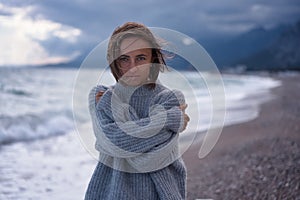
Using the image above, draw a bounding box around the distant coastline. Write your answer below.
[2,20,299,72]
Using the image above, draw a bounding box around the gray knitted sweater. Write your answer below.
[85,82,187,200]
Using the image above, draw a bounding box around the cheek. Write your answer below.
[119,66,131,76]
[141,65,151,77]
[120,68,127,75]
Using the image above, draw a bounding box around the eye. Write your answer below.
[118,56,129,63]
[136,56,146,62]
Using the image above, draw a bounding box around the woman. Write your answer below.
[85,22,190,200]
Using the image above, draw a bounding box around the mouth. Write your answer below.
[124,75,139,78]
[120,75,143,86]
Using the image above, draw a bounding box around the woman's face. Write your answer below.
[117,37,152,87]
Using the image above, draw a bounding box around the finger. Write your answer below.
[96,91,105,102]
[185,114,190,122]
[179,104,187,111]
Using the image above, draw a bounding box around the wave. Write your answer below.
[0,110,75,145]
[0,68,282,147]
[4,88,33,97]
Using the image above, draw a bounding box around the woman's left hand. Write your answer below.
[179,104,190,132]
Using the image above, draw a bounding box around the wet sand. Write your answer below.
[183,72,300,200]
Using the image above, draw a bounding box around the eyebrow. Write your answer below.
[136,54,148,57]
[119,54,148,58]
[119,55,129,58]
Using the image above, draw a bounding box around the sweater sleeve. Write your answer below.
[90,86,184,154]
[150,88,186,133]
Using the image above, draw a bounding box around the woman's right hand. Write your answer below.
[179,104,190,132]
[96,91,105,103]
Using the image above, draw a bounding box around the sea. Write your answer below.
[0,67,281,199]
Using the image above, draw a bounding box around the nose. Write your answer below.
[128,58,138,68]
[128,65,138,73]
[126,58,139,72]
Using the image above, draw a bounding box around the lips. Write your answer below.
[124,75,139,78]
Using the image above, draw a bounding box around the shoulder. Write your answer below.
[98,86,114,106]
[89,85,110,97]
[89,85,113,109]
[153,84,185,105]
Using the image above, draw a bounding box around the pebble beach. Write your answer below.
[183,72,300,200]
[0,70,299,200]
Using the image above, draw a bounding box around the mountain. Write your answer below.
[239,21,300,71]
[202,24,288,69]
[32,20,300,72]
[54,24,288,71]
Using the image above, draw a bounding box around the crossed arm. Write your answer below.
[90,86,190,154]
[96,90,190,131]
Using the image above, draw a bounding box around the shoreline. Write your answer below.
[183,72,300,199]
[0,70,299,199]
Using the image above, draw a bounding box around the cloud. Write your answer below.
[0,0,299,66]
[0,3,81,66]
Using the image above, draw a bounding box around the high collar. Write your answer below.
[114,82,155,98]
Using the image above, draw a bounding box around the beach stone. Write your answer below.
[186,136,300,200]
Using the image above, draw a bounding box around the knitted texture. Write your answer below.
[85,82,187,200]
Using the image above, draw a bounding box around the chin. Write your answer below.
[126,81,142,87]
[122,77,145,87]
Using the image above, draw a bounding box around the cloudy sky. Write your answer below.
[0,0,299,66]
